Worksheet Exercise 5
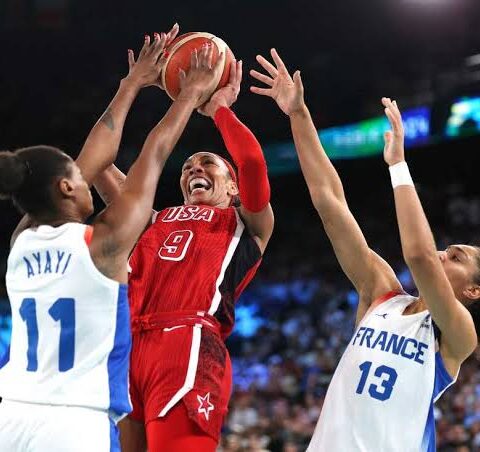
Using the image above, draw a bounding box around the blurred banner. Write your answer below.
[445,97,480,138]
[264,97,480,174]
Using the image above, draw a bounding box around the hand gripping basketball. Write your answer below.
[177,44,224,104]
[125,23,179,90]
[160,32,235,108]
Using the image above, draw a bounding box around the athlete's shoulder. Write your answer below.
[372,290,411,306]
[11,222,86,249]
[361,290,412,320]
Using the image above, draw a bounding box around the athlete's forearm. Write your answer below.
[393,185,437,261]
[289,104,345,206]
[146,94,198,164]
[127,90,200,198]
[95,91,200,266]
[288,104,398,300]
[76,78,140,186]
[214,107,270,212]
[392,182,477,358]
[94,165,126,206]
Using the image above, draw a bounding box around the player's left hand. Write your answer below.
[197,59,242,117]
[125,23,179,90]
[382,97,406,166]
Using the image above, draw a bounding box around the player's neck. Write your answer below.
[188,200,230,209]
[30,211,84,228]
[27,198,86,228]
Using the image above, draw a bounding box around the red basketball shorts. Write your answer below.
[129,319,232,444]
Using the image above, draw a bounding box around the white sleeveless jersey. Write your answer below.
[0,223,132,421]
[307,293,456,452]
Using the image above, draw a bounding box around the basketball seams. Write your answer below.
[161,32,230,107]
[162,33,216,100]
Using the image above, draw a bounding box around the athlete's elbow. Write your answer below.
[310,188,343,215]
[403,248,437,269]
[310,187,327,207]
[238,153,267,174]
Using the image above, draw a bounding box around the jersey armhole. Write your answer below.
[234,259,262,300]
[84,225,94,246]
[371,290,404,308]
[433,351,456,401]
[362,290,405,320]
[356,290,406,327]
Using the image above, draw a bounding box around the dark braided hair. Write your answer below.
[0,146,73,217]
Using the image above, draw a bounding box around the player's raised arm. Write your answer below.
[10,26,179,246]
[78,24,179,186]
[90,44,221,282]
[92,25,179,205]
[382,97,478,371]
[199,60,274,254]
[93,164,126,206]
[250,49,401,321]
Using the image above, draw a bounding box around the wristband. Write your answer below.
[389,161,414,189]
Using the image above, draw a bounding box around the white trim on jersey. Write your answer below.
[208,210,245,316]
[157,210,244,417]
[158,324,202,417]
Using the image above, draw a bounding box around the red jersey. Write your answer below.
[127,205,262,439]
[128,204,261,337]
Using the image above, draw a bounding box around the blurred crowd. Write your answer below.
[217,181,480,452]
[220,280,480,452]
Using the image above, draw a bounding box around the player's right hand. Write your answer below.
[178,44,222,103]
[250,48,305,116]
[197,59,242,118]
[125,23,179,90]
[382,97,406,166]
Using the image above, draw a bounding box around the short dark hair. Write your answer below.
[0,145,72,217]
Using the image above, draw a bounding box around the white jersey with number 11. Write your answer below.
[0,223,132,422]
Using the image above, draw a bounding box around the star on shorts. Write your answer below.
[197,392,214,421]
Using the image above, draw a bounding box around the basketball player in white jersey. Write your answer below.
[0,40,221,451]
[251,49,480,451]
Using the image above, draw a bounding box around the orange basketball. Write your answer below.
[161,32,235,107]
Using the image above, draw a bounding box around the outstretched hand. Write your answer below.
[178,43,224,103]
[382,97,405,166]
[197,59,243,118]
[250,48,305,116]
[125,23,179,90]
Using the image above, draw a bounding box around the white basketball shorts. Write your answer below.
[0,398,119,451]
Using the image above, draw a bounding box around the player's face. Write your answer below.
[69,163,94,219]
[437,245,480,303]
[180,152,238,207]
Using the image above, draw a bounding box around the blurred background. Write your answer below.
[1,0,480,450]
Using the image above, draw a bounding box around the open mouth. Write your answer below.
[188,177,212,195]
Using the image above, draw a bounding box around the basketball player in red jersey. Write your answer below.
[93,40,274,452]
[0,32,228,451]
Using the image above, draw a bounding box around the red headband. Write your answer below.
[220,156,237,184]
